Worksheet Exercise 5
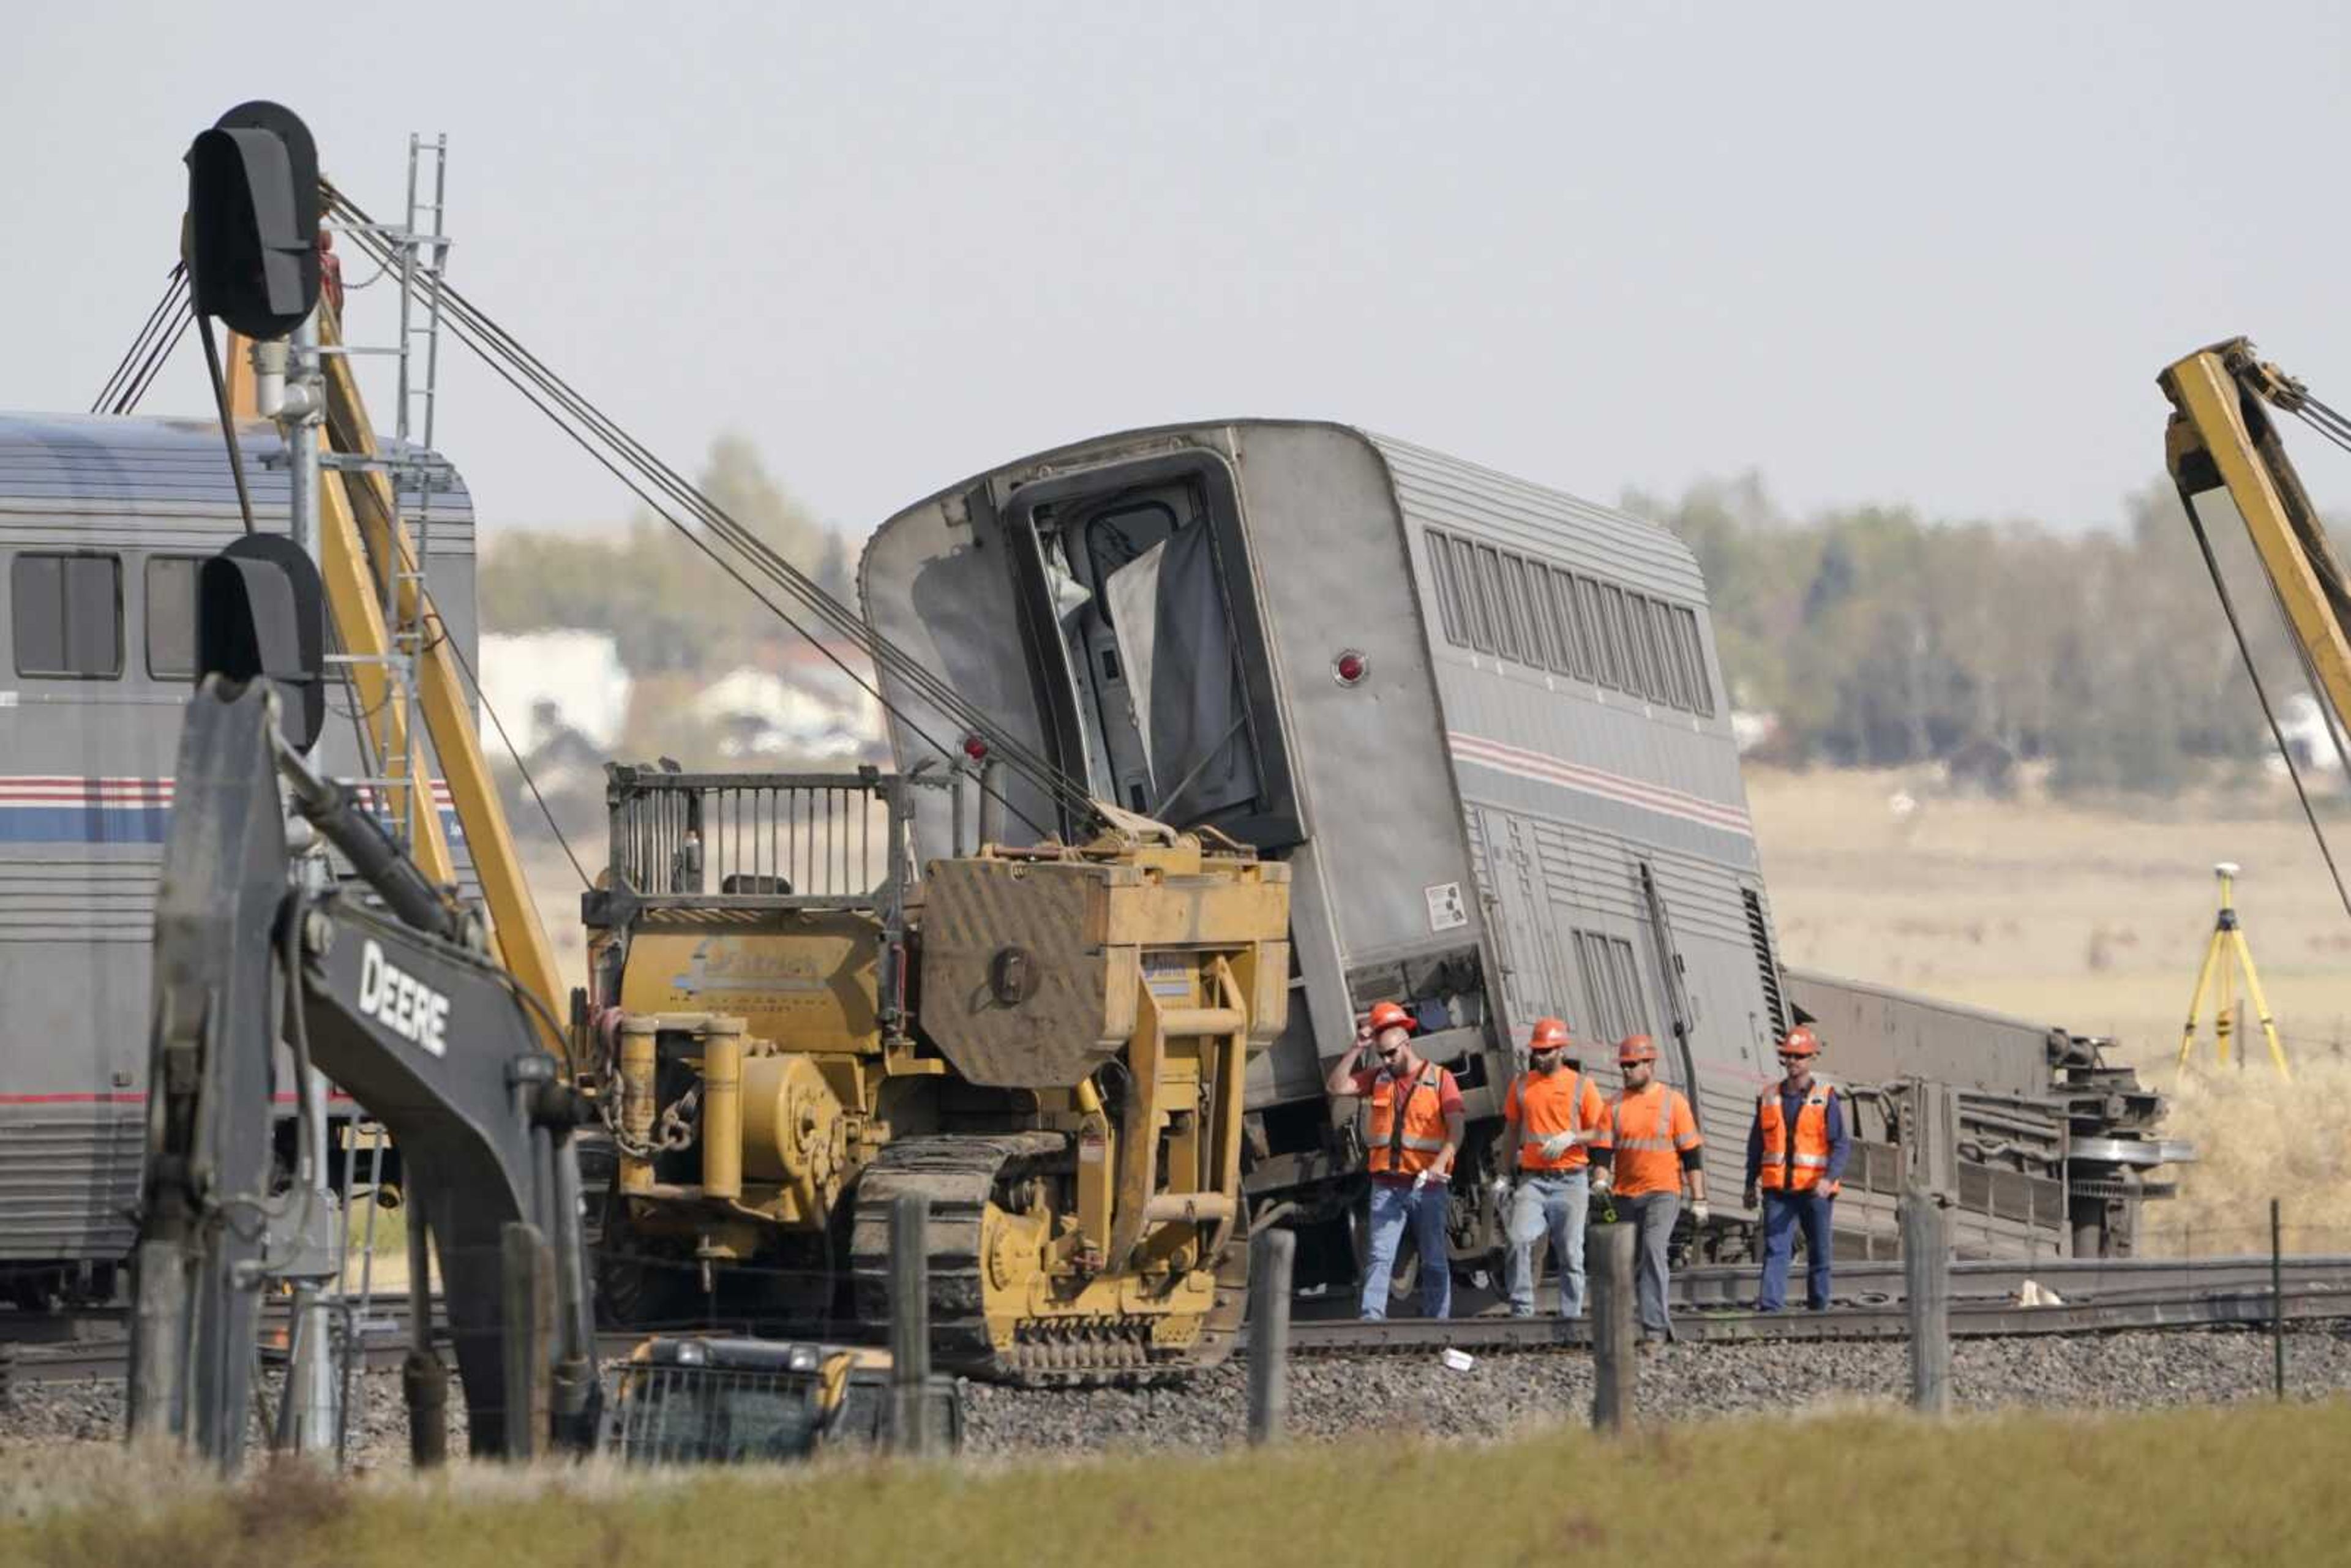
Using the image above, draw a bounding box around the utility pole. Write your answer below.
[263,302,345,1458]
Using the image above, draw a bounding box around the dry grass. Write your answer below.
[2152,1056,2351,1255]
[1747,765,2351,1247]
[1748,764,2351,1062]
[7,1403,2350,1568]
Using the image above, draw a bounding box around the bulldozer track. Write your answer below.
[846,1133,1250,1388]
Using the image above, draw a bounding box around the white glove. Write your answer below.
[1489,1172,1513,1197]
[1412,1169,1432,1193]
[1589,1167,1611,1197]
[1538,1130,1576,1161]
[1691,1199,1711,1225]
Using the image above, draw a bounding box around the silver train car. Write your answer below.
[861,420,2171,1293]
[0,412,478,1306]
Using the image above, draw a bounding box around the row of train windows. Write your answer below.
[1422,528,1715,718]
[9,552,200,681]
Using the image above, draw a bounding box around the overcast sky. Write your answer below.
[8,1,2350,541]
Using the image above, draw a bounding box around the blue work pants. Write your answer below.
[1758,1189,1835,1311]
[1359,1177,1453,1320]
[1504,1170,1591,1318]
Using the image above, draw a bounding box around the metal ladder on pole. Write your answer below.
[314,133,456,1458]
[380,132,452,857]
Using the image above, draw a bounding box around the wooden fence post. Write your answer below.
[1589,1219,1638,1434]
[1902,1185,1951,1416]
[891,1193,932,1457]
[1247,1228,1295,1446]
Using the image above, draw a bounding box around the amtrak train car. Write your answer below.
[0,412,477,1306]
[859,422,1795,1290]
[860,421,2176,1296]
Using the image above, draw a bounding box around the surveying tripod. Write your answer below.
[2176,861,2292,1081]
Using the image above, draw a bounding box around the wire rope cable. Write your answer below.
[320,184,1099,836]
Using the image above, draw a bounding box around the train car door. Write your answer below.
[1466,805,1548,1045]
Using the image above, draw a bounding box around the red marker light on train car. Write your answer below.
[1333,651,1368,686]
[963,735,989,760]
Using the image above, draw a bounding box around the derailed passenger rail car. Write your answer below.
[861,422,1791,1289]
[860,421,2166,1294]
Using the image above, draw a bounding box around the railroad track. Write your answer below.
[12,1255,2351,1385]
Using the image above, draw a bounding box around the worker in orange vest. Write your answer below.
[1495,1017,1609,1318]
[1327,999,1465,1319]
[1744,1024,1850,1311]
[1602,1035,1706,1345]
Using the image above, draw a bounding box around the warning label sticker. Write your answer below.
[1425,882,1468,932]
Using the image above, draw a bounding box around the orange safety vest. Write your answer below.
[1608,1082,1701,1199]
[1508,1068,1600,1172]
[1367,1063,1451,1178]
[1757,1078,1836,1193]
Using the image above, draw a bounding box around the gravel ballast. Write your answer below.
[6,1327,2349,1467]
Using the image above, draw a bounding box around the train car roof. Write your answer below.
[866,416,1699,599]
[0,411,473,524]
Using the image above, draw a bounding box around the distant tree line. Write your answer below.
[1625,473,2309,795]
[482,438,2313,797]
[479,433,850,676]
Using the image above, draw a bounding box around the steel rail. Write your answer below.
[1276,1283,2351,1353]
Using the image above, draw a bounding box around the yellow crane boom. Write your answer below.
[307,304,569,1060]
[2159,338,2351,739]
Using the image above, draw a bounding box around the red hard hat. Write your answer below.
[1367,1000,1417,1034]
[1779,1026,1820,1059]
[1618,1034,1659,1065]
[1529,1018,1570,1051]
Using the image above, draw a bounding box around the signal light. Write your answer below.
[963,735,989,761]
[198,535,325,751]
[185,100,320,341]
[1334,650,1368,686]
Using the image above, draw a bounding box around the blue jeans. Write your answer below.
[1359,1178,1453,1319]
[1758,1190,1835,1310]
[1504,1171,1591,1318]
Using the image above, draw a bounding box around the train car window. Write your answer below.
[1619,591,1654,699]
[1641,596,1685,709]
[1539,567,1588,681]
[1423,529,1468,647]
[146,555,203,680]
[1450,538,1496,653]
[1575,577,1622,690]
[1473,546,1521,663]
[1503,554,1548,668]
[1673,605,1714,717]
[12,552,122,679]
[1600,585,1643,699]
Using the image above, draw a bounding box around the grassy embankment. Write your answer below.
[6,1401,2348,1568]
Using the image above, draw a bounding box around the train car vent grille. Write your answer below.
[1743,888,1788,1035]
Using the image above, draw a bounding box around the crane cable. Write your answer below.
[320,182,1087,818]
[2180,379,2351,923]
[91,263,193,415]
[321,184,1100,836]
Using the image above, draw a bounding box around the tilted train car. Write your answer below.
[0,412,478,1307]
[860,421,2175,1297]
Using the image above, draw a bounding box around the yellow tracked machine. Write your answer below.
[582,765,1289,1384]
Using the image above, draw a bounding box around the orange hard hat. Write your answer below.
[1617,1034,1659,1065]
[1366,1000,1417,1035]
[1529,1018,1570,1051]
[1779,1026,1820,1059]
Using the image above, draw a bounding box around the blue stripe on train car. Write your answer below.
[0,805,465,844]
[0,805,171,843]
